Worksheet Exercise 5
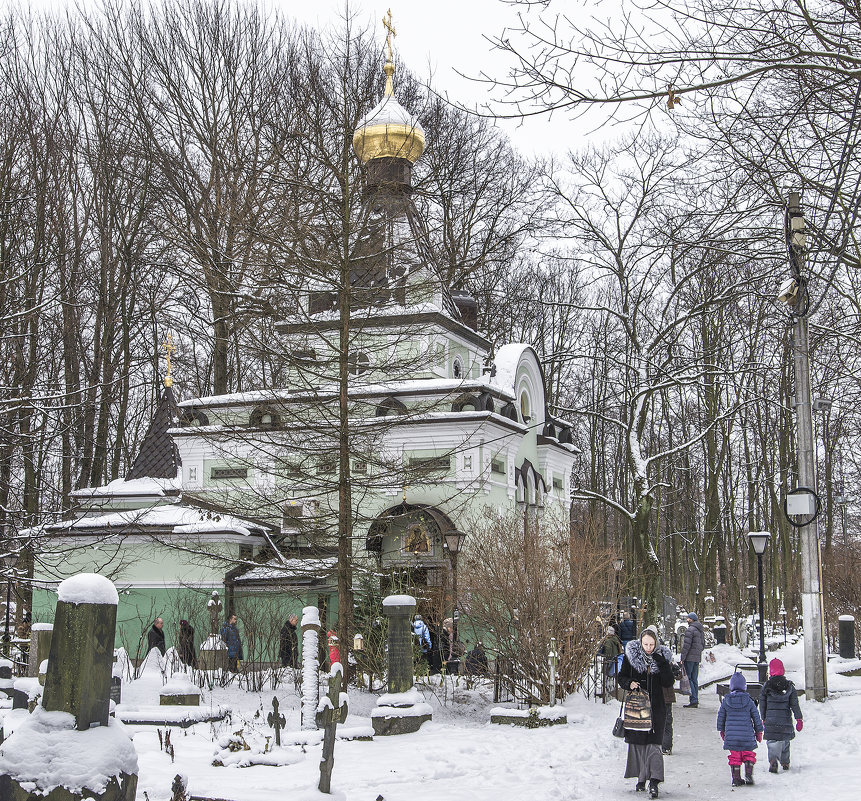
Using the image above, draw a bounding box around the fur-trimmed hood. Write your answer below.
[624,639,672,674]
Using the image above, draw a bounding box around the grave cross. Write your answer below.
[267,695,286,746]
[318,668,347,794]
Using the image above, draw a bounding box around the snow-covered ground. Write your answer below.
[4,636,859,800]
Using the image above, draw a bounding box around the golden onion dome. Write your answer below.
[352,61,426,164]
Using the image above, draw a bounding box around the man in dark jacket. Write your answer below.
[618,612,637,647]
[760,658,803,771]
[680,612,705,707]
[279,614,299,668]
[147,617,166,656]
[219,614,243,672]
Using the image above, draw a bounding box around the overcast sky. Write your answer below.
[12,0,620,157]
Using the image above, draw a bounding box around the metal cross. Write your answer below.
[382,9,396,62]
[267,696,286,746]
[161,332,176,386]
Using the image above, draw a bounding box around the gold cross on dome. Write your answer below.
[161,332,176,387]
[383,9,396,62]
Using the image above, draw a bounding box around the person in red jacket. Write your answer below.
[327,630,340,668]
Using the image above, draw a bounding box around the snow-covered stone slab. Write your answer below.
[116,703,229,728]
[490,705,568,727]
[159,674,201,706]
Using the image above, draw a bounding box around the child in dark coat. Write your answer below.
[717,671,764,786]
[760,658,803,772]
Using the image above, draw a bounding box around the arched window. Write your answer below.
[520,390,532,423]
[348,352,370,376]
[180,408,209,427]
[452,356,464,379]
[250,406,280,428]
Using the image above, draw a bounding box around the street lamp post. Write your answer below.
[612,558,624,622]
[780,605,787,646]
[747,531,770,684]
[444,529,468,657]
[3,552,19,658]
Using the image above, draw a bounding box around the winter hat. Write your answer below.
[729,671,747,692]
[769,658,785,677]
[686,612,698,622]
[643,625,659,639]
[607,626,616,635]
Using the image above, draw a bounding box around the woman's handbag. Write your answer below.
[612,694,626,738]
[623,688,653,731]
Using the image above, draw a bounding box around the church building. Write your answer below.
[32,49,577,654]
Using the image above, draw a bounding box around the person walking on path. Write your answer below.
[618,612,637,648]
[279,614,299,668]
[599,625,623,694]
[219,613,243,672]
[680,612,705,708]
[147,617,166,656]
[618,628,675,798]
[760,658,803,773]
[717,671,764,786]
[178,619,196,668]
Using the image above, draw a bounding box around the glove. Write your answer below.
[720,731,725,740]
[653,651,666,664]
[796,720,803,732]
[756,732,763,742]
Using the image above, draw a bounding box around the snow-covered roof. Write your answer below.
[176,378,514,410]
[71,475,181,500]
[235,556,337,584]
[491,343,536,396]
[47,504,269,538]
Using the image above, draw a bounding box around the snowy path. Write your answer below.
[128,639,859,801]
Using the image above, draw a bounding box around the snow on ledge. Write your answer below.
[371,702,433,718]
[301,605,321,627]
[490,705,568,720]
[160,675,200,696]
[57,573,118,606]
[382,594,416,607]
[31,623,53,632]
[378,687,424,707]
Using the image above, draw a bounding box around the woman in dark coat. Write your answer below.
[617,628,675,798]
[178,619,196,668]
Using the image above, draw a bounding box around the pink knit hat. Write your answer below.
[769,658,785,676]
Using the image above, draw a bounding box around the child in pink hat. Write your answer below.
[760,658,803,772]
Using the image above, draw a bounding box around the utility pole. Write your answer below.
[786,192,829,701]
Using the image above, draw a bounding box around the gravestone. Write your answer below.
[27,623,52,678]
[301,606,321,730]
[0,658,12,700]
[371,595,432,736]
[839,615,856,659]
[0,573,138,800]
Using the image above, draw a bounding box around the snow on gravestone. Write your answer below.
[301,606,321,730]
[0,573,139,801]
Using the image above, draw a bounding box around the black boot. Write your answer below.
[636,782,647,792]
[731,766,744,787]
[769,760,779,774]
[649,779,660,798]
[682,701,698,708]
[782,763,790,771]
[744,763,755,785]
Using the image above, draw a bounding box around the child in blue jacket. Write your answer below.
[717,671,764,786]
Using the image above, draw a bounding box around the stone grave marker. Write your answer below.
[27,623,52,678]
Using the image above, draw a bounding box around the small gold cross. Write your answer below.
[161,332,176,387]
[383,8,396,62]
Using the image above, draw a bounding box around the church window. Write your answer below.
[452,356,464,379]
[463,455,472,470]
[211,467,248,480]
[520,390,532,422]
[283,503,304,521]
[408,455,451,474]
[239,545,254,561]
[553,476,564,491]
[348,352,370,375]
[352,459,368,475]
[188,466,197,482]
[491,458,506,475]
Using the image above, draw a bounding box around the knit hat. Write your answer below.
[686,612,698,622]
[607,626,616,635]
[729,671,747,692]
[769,658,785,677]
[643,625,659,639]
